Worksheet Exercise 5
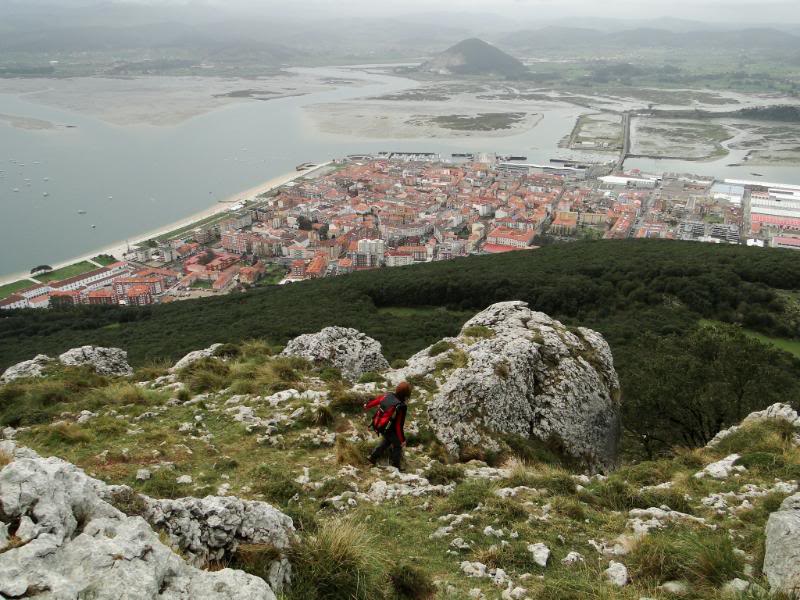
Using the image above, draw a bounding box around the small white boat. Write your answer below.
[13,188,19,192]
[108,195,113,200]
[91,224,96,229]
[42,192,49,197]
[78,210,86,215]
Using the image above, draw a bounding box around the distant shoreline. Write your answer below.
[0,163,331,288]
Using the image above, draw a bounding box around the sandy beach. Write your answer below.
[0,163,331,288]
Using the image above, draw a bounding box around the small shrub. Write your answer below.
[318,367,343,383]
[406,375,437,394]
[508,468,576,495]
[494,360,510,379]
[283,503,319,533]
[240,339,274,359]
[583,478,644,512]
[715,420,796,455]
[313,405,336,428]
[435,349,469,372]
[390,359,408,369]
[230,543,282,582]
[0,450,12,467]
[85,383,148,407]
[552,496,587,521]
[252,463,303,505]
[446,479,492,512]
[616,459,682,487]
[176,388,191,403]
[133,358,171,382]
[315,478,352,500]
[329,389,370,414]
[389,562,436,600]
[500,434,568,467]
[462,325,495,340]
[358,371,387,384]
[287,519,388,600]
[138,469,182,499]
[213,343,241,359]
[405,426,435,448]
[427,341,454,357]
[179,358,231,393]
[44,422,93,445]
[628,529,744,586]
[335,437,368,467]
[425,461,464,485]
[108,487,148,517]
[484,496,529,526]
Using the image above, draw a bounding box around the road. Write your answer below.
[614,111,632,173]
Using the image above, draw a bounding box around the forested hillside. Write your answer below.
[2,238,800,455]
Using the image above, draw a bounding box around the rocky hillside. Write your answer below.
[418,38,529,79]
[1,302,799,599]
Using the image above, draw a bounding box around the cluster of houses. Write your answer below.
[6,157,800,311]
[0,263,180,310]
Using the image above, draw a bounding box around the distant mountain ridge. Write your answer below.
[417,38,529,79]
[501,25,800,52]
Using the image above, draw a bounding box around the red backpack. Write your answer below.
[370,393,401,434]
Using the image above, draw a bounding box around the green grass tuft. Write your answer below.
[287,519,388,600]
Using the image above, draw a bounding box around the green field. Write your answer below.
[743,330,800,358]
[700,319,800,358]
[0,279,35,300]
[35,261,97,283]
[190,279,213,290]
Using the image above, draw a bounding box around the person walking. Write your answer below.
[364,381,411,470]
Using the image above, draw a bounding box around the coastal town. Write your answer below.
[2,153,799,310]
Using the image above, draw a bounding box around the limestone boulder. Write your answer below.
[58,345,133,377]
[144,495,295,591]
[0,354,54,383]
[764,492,800,596]
[171,344,224,373]
[0,441,280,599]
[402,302,621,471]
[281,327,389,380]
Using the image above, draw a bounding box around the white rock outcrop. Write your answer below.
[0,354,53,383]
[707,403,800,448]
[414,302,621,470]
[145,495,295,591]
[171,343,224,372]
[694,454,745,480]
[0,441,286,599]
[764,492,800,595]
[280,327,389,380]
[57,345,134,377]
[2,346,133,383]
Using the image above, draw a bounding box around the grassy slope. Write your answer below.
[3,344,798,600]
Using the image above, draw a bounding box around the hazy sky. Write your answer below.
[202,0,800,23]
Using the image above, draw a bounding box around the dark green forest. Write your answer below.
[2,240,799,454]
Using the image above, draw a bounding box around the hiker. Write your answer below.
[364,381,411,470]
